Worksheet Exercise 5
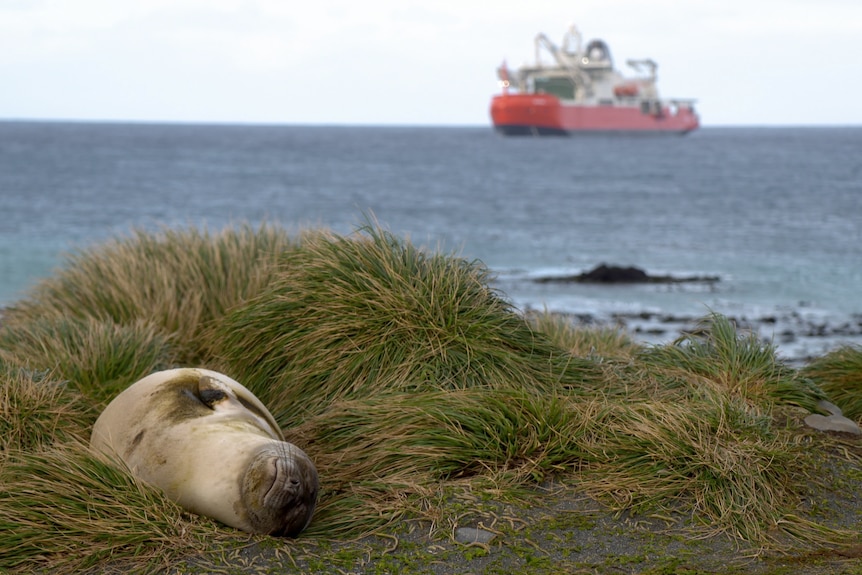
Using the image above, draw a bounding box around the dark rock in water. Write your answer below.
[534,264,720,285]
[580,264,648,283]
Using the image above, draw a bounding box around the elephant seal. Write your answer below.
[90,368,318,536]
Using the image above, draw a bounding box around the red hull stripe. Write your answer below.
[490,94,698,134]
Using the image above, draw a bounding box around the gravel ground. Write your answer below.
[163,449,862,575]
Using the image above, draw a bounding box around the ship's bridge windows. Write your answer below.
[533,76,575,100]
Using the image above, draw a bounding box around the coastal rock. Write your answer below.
[579,264,649,283]
[804,413,862,436]
[455,527,497,545]
[817,400,844,417]
[533,264,720,285]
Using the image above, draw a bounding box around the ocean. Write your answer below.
[1,121,860,362]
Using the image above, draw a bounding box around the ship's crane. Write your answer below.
[532,26,593,100]
[534,33,574,68]
[626,59,657,80]
[625,59,659,99]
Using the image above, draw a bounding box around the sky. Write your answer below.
[2,0,861,127]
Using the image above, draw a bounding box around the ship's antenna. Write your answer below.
[564,23,582,55]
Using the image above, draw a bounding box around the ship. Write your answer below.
[490,25,699,135]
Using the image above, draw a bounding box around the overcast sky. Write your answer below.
[2,0,860,127]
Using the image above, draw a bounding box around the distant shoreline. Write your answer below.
[3,302,856,366]
[534,307,862,365]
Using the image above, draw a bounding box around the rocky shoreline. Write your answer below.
[544,308,862,365]
[523,264,862,365]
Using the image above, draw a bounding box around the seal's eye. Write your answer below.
[197,375,229,409]
[199,387,227,407]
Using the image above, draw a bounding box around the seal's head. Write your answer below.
[90,368,318,536]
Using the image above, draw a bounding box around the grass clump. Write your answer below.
[292,385,803,546]
[2,223,295,365]
[802,345,862,420]
[526,310,640,360]
[208,225,597,423]
[0,443,221,573]
[0,365,88,452]
[292,388,587,514]
[576,394,793,543]
[0,316,174,406]
[0,221,860,572]
[639,313,828,413]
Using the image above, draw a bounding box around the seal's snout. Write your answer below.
[268,455,313,499]
[244,444,319,537]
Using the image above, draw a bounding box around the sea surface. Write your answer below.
[1,121,860,362]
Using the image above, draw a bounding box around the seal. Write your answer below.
[90,368,319,536]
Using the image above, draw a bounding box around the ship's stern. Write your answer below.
[490,93,566,135]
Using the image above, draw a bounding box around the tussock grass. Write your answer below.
[0,222,859,572]
[0,316,174,406]
[640,314,827,413]
[293,388,590,538]
[293,388,586,486]
[576,395,794,544]
[3,223,295,365]
[291,384,817,547]
[0,365,88,452]
[802,345,862,420]
[207,226,597,423]
[526,310,640,359]
[0,443,221,573]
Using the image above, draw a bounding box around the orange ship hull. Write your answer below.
[490,93,699,135]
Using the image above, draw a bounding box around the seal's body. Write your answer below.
[90,368,318,536]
